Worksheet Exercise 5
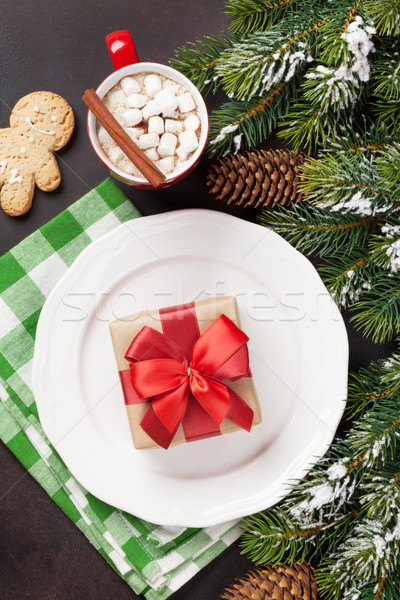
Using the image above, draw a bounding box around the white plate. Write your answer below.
[33,209,348,527]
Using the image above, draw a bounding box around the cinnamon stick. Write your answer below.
[83,88,165,188]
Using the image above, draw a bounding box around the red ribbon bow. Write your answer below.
[122,310,254,449]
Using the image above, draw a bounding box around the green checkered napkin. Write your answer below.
[0,178,242,599]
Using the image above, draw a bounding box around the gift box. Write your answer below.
[109,296,261,449]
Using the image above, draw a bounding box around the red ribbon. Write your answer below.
[119,302,254,449]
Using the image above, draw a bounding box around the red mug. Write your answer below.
[87,30,209,189]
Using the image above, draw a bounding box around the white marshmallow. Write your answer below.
[122,109,142,126]
[165,119,183,134]
[177,92,196,113]
[158,157,175,174]
[184,114,200,131]
[177,146,188,162]
[165,110,180,120]
[148,116,164,134]
[179,130,199,154]
[139,132,160,150]
[127,93,147,108]
[154,89,178,116]
[145,148,159,161]
[135,74,145,87]
[124,127,144,139]
[163,79,183,94]
[120,159,142,177]
[108,146,125,164]
[158,132,178,157]
[108,89,125,105]
[98,126,113,145]
[113,106,126,123]
[144,74,162,97]
[120,76,141,95]
[142,100,161,120]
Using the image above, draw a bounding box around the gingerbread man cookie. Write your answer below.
[0,91,74,216]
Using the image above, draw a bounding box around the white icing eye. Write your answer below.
[29,136,35,143]
[33,106,39,112]
[51,115,57,122]
[20,147,27,154]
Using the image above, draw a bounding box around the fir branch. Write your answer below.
[351,271,400,342]
[345,358,397,419]
[258,203,378,257]
[380,352,400,387]
[343,0,364,30]
[348,398,400,467]
[361,462,400,523]
[174,2,382,156]
[303,11,375,112]
[226,0,300,34]
[242,442,365,565]
[241,506,360,565]
[216,18,320,100]
[171,35,234,93]
[278,100,335,152]
[241,352,400,591]
[375,142,400,196]
[317,1,373,65]
[207,83,290,157]
[365,0,400,36]
[284,462,359,523]
[300,152,395,216]
[280,10,375,150]
[372,100,400,133]
[339,574,400,600]
[324,119,399,155]
[371,51,400,101]
[303,64,362,114]
[369,220,400,274]
[319,250,376,308]
[317,517,400,598]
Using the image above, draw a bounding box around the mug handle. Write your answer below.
[106,30,139,71]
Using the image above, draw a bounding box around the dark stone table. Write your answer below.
[0,2,392,598]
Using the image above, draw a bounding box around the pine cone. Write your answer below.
[220,563,318,600]
[206,149,306,210]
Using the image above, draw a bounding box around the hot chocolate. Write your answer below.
[97,72,202,178]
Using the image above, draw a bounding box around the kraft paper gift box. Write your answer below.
[109,296,262,449]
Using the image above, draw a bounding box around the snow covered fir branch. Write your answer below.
[172,0,400,156]
[241,354,400,599]
[260,125,400,344]
[173,1,400,599]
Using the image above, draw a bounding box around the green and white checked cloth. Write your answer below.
[0,178,242,599]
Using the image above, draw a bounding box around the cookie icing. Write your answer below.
[9,168,22,184]
[25,117,55,136]
[0,160,7,174]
